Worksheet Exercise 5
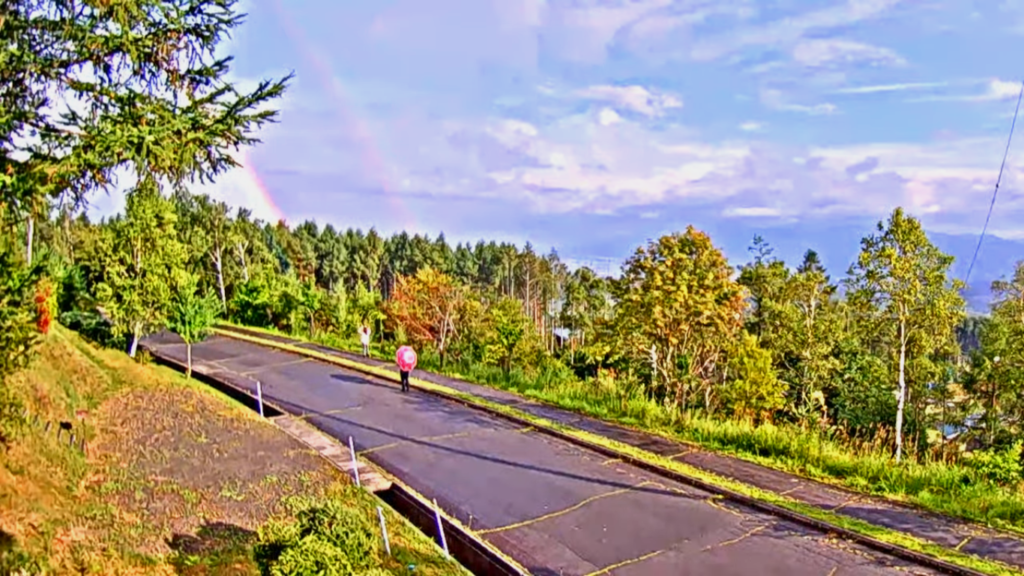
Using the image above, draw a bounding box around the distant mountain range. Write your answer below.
[549,216,1024,315]
[728,224,1024,315]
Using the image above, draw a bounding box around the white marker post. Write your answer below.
[255,380,265,418]
[433,499,449,558]
[348,436,361,487]
[377,506,391,555]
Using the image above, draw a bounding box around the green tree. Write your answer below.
[167,274,220,378]
[197,196,233,310]
[1,0,289,221]
[846,208,965,461]
[966,261,1024,447]
[94,182,188,358]
[737,235,791,342]
[784,250,844,425]
[0,0,288,386]
[489,296,529,373]
[298,278,324,336]
[611,227,747,409]
[560,267,611,364]
[720,333,787,422]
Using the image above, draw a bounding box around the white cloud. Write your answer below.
[342,106,1024,233]
[724,206,784,217]
[760,88,837,115]
[689,0,905,62]
[597,107,623,125]
[791,38,905,68]
[983,79,1023,101]
[576,84,683,117]
[542,0,675,62]
[228,0,1024,243]
[907,78,1023,102]
[834,81,952,94]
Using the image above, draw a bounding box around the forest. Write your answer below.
[0,0,1022,540]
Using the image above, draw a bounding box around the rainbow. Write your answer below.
[242,0,418,231]
[239,149,288,223]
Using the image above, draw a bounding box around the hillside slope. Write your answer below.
[0,328,463,575]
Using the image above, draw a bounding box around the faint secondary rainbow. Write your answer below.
[266,0,419,231]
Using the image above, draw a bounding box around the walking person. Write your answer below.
[359,324,371,357]
[395,345,417,393]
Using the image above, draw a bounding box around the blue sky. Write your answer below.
[90,0,1024,267]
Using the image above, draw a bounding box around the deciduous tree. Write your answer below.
[388,268,472,367]
[489,296,529,374]
[167,273,220,378]
[611,227,746,409]
[846,208,965,461]
[94,182,187,358]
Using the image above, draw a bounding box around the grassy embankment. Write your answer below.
[0,326,466,576]
[223,321,1024,535]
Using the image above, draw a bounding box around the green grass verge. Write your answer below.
[216,321,1024,537]
[214,327,1021,576]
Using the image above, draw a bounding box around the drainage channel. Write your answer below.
[145,345,524,576]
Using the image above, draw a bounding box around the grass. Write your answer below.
[221,321,1024,535]
[217,324,1024,576]
[0,325,467,575]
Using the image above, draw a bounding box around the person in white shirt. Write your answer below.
[359,324,371,357]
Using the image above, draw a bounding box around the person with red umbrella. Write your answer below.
[395,345,417,393]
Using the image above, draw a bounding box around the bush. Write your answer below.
[0,531,44,575]
[963,441,1024,486]
[253,497,382,576]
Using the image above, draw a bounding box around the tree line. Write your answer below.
[9,187,1022,470]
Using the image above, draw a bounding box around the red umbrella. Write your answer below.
[396,346,418,372]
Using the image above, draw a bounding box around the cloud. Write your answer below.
[541,0,676,63]
[576,84,683,117]
[688,0,904,62]
[196,0,1024,251]
[907,78,1023,102]
[759,88,837,115]
[723,206,784,218]
[790,38,906,68]
[833,81,953,94]
[512,116,1014,225]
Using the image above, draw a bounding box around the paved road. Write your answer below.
[215,324,1024,571]
[145,332,937,576]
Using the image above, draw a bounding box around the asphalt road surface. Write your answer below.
[144,332,939,576]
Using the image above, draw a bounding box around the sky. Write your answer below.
[88,0,1024,269]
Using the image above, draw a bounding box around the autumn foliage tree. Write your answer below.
[611,227,747,409]
[387,268,475,367]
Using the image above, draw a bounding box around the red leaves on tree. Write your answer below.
[35,279,55,335]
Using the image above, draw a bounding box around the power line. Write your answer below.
[963,79,1024,286]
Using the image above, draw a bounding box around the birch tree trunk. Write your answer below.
[895,316,908,462]
[25,214,34,265]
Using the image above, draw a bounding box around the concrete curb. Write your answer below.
[210,327,1002,576]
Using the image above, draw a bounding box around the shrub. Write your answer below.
[253,498,382,576]
[963,441,1024,486]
